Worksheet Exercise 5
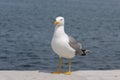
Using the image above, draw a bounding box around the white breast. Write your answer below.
[51,34,75,58]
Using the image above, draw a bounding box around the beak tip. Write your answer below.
[54,21,60,25]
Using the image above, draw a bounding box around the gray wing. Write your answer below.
[68,36,83,55]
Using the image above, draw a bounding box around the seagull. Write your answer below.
[51,16,88,75]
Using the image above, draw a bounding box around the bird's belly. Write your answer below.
[51,38,75,58]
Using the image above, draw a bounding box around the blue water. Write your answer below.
[0,0,120,71]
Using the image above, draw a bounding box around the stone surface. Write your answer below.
[0,70,119,80]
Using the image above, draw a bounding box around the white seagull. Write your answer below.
[51,16,88,75]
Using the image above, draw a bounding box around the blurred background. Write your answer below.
[0,0,120,71]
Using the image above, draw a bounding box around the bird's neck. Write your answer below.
[54,26,65,37]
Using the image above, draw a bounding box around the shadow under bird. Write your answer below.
[51,16,89,75]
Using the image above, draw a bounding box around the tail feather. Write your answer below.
[81,49,90,56]
[75,49,90,56]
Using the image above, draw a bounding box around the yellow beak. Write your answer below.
[54,21,60,25]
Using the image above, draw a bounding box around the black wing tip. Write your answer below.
[81,49,90,56]
[81,53,86,56]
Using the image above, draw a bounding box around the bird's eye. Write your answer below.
[60,19,63,21]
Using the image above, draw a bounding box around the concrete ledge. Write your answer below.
[0,70,119,80]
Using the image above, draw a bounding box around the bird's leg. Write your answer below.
[52,57,62,74]
[58,57,62,72]
[64,59,72,75]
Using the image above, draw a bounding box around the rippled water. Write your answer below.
[0,0,120,71]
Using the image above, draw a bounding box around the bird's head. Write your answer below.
[54,16,64,26]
